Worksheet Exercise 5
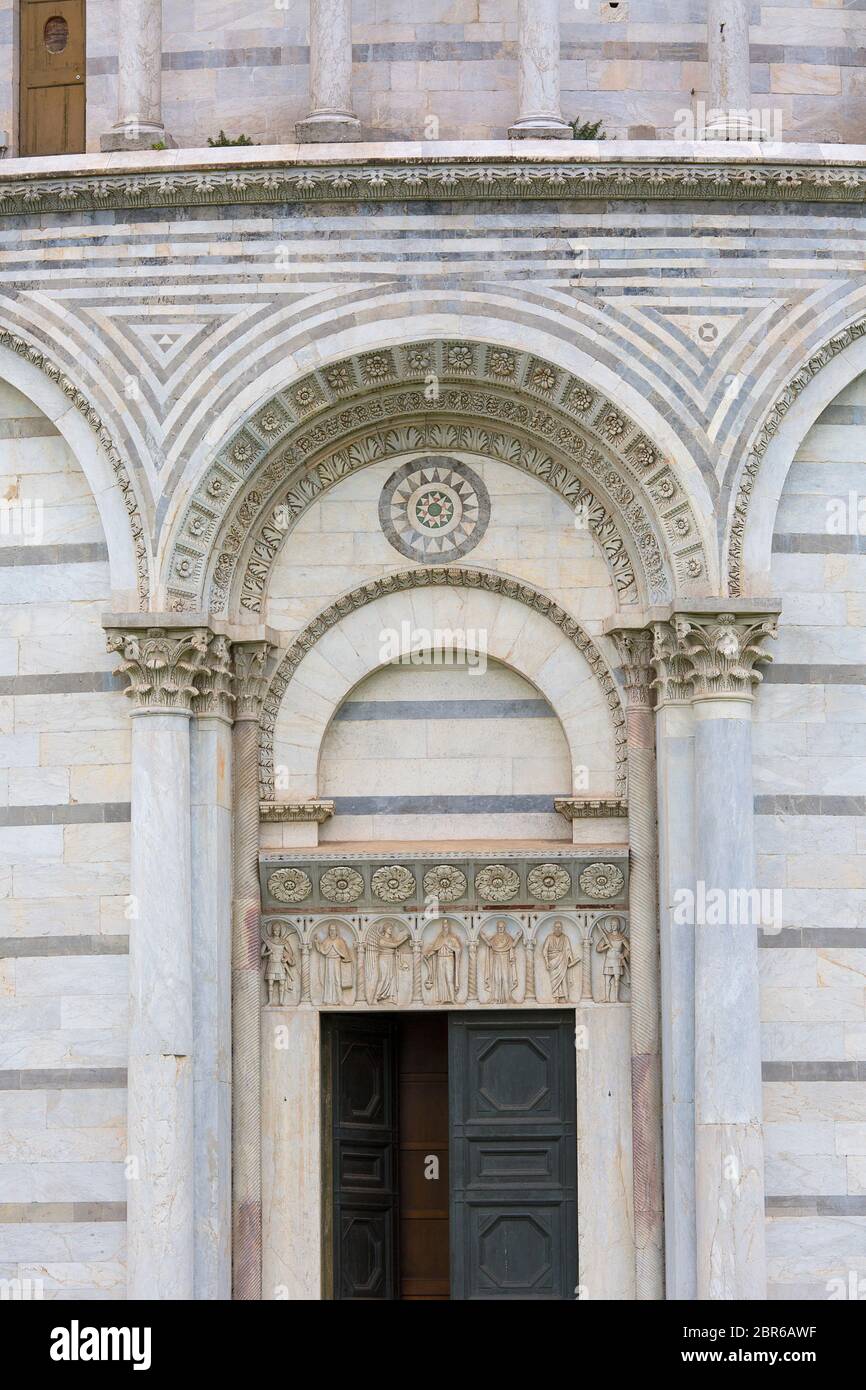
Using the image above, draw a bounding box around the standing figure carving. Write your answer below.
[366,920,411,1003]
[423,920,463,1003]
[543,919,579,1002]
[315,921,354,1005]
[596,917,630,1002]
[482,920,519,1004]
[261,921,296,1007]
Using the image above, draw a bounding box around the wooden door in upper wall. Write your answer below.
[20,0,85,156]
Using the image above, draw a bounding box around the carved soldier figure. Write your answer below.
[316,921,354,1005]
[423,919,463,1004]
[261,921,296,1007]
[596,917,630,1003]
[482,919,519,1004]
[543,919,579,1002]
[367,920,410,1003]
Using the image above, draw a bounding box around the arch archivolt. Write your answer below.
[260,565,626,802]
[163,341,710,616]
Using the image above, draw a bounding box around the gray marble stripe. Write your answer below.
[0,671,124,695]
[765,1196,866,1215]
[754,795,866,816]
[332,794,561,814]
[0,542,109,567]
[763,1061,866,1082]
[0,1068,127,1090]
[759,927,866,949]
[0,802,130,826]
[336,698,553,721]
[0,418,59,439]
[0,1202,126,1224]
[0,935,128,958]
[763,665,866,685]
[773,534,866,554]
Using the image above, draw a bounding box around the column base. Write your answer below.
[508,120,573,140]
[100,124,177,152]
[702,114,765,141]
[295,115,362,143]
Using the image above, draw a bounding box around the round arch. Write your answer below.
[260,565,627,802]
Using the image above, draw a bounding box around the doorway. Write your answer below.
[20,0,85,156]
[322,1010,577,1300]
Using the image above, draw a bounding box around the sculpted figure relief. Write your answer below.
[596,917,630,1002]
[315,922,354,1005]
[261,921,296,1007]
[543,919,580,1002]
[423,920,463,1003]
[482,919,519,1004]
[366,920,411,1003]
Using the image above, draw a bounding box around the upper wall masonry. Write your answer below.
[6,0,865,158]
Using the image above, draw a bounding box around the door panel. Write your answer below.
[449,1012,577,1300]
[20,0,85,155]
[398,1013,449,1300]
[327,1015,398,1300]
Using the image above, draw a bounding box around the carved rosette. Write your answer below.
[475,864,521,903]
[608,627,655,708]
[371,864,416,903]
[267,867,312,904]
[423,864,467,903]
[579,862,626,900]
[106,627,212,713]
[233,641,273,720]
[320,866,364,904]
[527,863,571,903]
[673,612,778,699]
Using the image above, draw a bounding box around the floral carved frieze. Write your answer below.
[165,341,709,615]
[257,566,628,799]
[260,909,631,1010]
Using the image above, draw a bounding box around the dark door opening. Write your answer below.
[324,1010,577,1300]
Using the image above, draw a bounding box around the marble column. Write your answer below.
[190,638,234,1300]
[100,0,175,151]
[231,642,272,1300]
[651,622,698,1300]
[508,0,571,139]
[704,0,763,140]
[675,611,778,1300]
[296,0,361,143]
[106,623,212,1300]
[609,628,664,1300]
[262,1009,322,1300]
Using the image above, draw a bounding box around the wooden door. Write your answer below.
[326,1014,399,1300]
[449,1012,577,1300]
[20,0,85,156]
[397,1015,449,1299]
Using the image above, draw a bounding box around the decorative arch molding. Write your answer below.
[727,314,866,595]
[0,324,150,608]
[164,341,709,615]
[259,564,628,801]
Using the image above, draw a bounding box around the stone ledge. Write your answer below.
[259,800,335,823]
[555,797,628,820]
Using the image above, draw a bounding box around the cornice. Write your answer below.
[4,143,866,217]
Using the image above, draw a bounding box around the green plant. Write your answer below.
[570,117,606,141]
[207,130,255,147]
[151,141,167,151]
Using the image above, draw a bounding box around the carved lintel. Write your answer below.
[259,800,335,824]
[233,641,273,719]
[609,627,655,708]
[106,626,212,713]
[193,633,235,720]
[554,797,628,821]
[673,611,778,700]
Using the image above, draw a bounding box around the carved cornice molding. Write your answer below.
[608,628,655,708]
[0,326,149,609]
[233,641,273,720]
[259,800,335,823]
[727,315,866,595]
[259,566,628,800]
[4,158,866,220]
[651,611,778,703]
[106,626,212,712]
[165,342,708,616]
[554,797,628,820]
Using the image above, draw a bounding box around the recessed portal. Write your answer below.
[322,1011,577,1300]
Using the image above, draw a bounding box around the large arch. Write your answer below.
[726,314,866,595]
[161,337,715,615]
[259,566,627,802]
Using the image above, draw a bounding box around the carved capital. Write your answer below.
[651,612,778,704]
[106,626,212,713]
[609,628,655,708]
[650,620,694,705]
[233,641,273,720]
[193,633,235,720]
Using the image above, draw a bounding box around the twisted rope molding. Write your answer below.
[0,325,150,608]
[258,564,628,800]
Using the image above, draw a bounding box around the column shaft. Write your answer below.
[101,0,173,150]
[705,0,762,139]
[296,0,360,142]
[232,714,262,1299]
[509,0,570,138]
